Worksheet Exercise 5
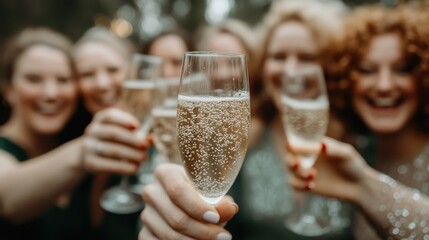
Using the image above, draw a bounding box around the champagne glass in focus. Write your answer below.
[282,64,330,236]
[152,77,181,164]
[177,51,250,205]
[100,53,162,214]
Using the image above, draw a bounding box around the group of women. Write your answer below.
[1,0,429,240]
[0,27,149,239]
[138,1,429,240]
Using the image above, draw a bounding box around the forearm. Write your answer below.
[0,138,86,223]
[355,169,429,239]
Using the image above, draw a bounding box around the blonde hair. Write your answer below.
[74,26,135,61]
[254,0,348,123]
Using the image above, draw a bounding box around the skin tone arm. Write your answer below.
[139,163,238,240]
[287,137,429,239]
[0,108,149,223]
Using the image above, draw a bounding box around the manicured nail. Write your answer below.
[291,161,299,169]
[203,211,220,224]
[128,124,137,130]
[232,203,239,213]
[305,172,314,180]
[216,232,232,240]
[321,143,326,154]
[305,182,315,190]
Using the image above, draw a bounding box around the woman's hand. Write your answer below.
[139,163,239,240]
[82,108,151,175]
[286,136,373,203]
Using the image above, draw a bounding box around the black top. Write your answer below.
[0,136,94,240]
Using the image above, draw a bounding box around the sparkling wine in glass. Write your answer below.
[100,53,162,214]
[152,77,181,164]
[282,64,331,236]
[177,51,250,205]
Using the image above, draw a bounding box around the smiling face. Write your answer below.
[6,45,77,136]
[148,34,188,78]
[352,33,418,134]
[263,21,319,110]
[74,42,128,114]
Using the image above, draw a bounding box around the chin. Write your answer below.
[33,120,68,136]
[366,122,404,135]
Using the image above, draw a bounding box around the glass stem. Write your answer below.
[120,176,130,189]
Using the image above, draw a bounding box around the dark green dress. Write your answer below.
[0,136,94,240]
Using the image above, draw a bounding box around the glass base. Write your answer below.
[284,213,330,236]
[100,186,144,214]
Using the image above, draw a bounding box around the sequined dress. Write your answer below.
[354,145,429,240]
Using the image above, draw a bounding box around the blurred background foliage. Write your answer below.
[0,0,423,49]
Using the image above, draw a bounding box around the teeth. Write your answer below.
[373,98,396,107]
[38,104,60,114]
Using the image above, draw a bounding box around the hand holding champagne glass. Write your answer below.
[281,64,331,235]
[100,53,162,214]
[177,51,250,205]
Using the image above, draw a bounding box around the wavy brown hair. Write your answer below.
[326,4,429,133]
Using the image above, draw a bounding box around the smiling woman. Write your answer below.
[287,4,429,240]
[0,28,150,240]
[73,27,135,115]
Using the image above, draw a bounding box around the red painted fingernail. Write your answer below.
[291,162,299,169]
[139,142,149,149]
[321,143,326,154]
[305,182,315,190]
[128,124,137,130]
[306,172,314,180]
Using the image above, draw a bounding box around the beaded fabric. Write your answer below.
[355,145,429,240]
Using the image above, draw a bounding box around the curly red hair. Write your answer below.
[326,4,429,133]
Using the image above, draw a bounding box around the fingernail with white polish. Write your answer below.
[217,232,232,240]
[202,211,220,224]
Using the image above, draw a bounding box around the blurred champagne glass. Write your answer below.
[100,53,162,214]
[177,51,250,205]
[281,64,331,236]
[151,77,182,164]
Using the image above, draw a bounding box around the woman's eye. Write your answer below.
[107,67,119,74]
[25,74,42,83]
[394,63,415,74]
[79,71,94,78]
[358,66,377,74]
[57,77,71,84]
[299,54,317,62]
[271,53,286,61]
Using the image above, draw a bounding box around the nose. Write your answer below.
[42,79,60,99]
[376,67,395,91]
[95,71,112,90]
[284,56,298,74]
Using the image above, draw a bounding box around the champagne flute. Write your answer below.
[152,77,181,164]
[177,51,250,205]
[282,64,331,236]
[100,53,162,214]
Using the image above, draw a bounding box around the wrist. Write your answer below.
[353,166,380,209]
[65,138,86,174]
